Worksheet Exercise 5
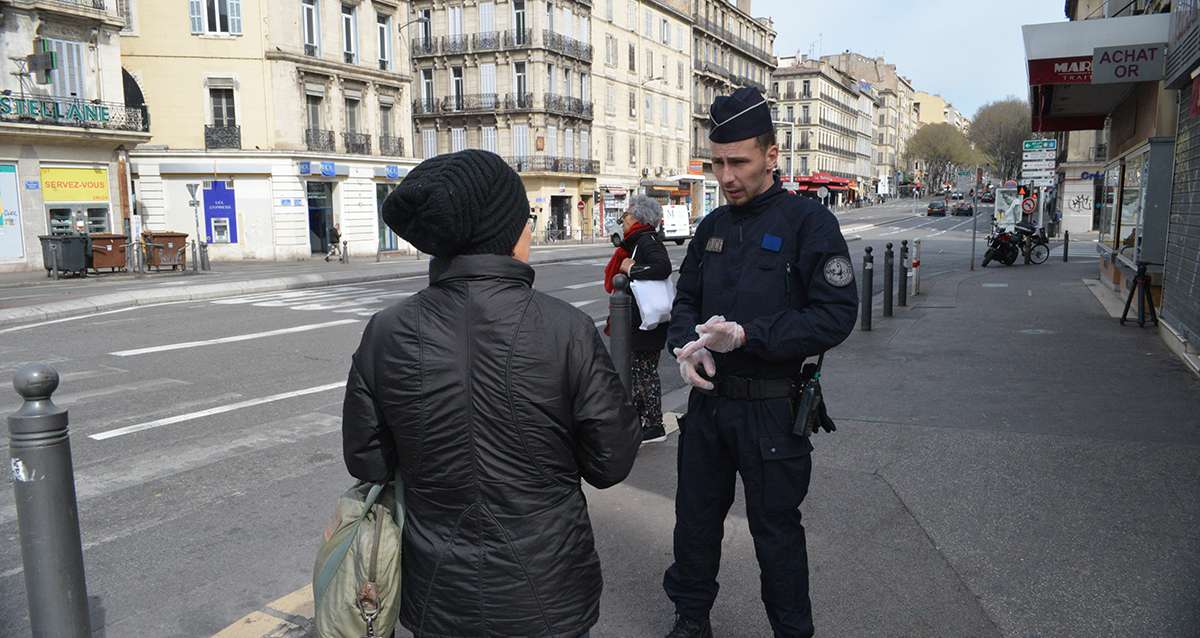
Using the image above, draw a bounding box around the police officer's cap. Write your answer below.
[708,87,772,144]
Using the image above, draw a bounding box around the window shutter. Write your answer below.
[229,0,242,34]
[189,0,203,33]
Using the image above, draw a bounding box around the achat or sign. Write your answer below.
[0,96,111,125]
[1092,43,1166,84]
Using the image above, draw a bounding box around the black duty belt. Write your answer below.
[703,375,794,400]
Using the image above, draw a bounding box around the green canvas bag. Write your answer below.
[313,478,405,638]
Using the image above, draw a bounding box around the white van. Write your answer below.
[661,204,691,245]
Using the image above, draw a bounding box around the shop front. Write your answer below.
[522,174,597,243]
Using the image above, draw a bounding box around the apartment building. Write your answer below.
[410,0,599,240]
[690,0,776,215]
[121,0,418,262]
[591,0,692,221]
[913,91,969,134]
[771,56,875,204]
[0,0,151,272]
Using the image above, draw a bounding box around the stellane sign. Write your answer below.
[0,96,112,123]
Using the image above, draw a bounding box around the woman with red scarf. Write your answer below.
[604,195,673,443]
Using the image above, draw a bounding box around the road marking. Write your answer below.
[878,217,945,236]
[89,381,345,441]
[922,216,977,238]
[565,281,603,290]
[0,301,191,334]
[982,283,1009,288]
[572,300,599,308]
[108,319,361,357]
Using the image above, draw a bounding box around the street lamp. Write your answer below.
[397,15,428,33]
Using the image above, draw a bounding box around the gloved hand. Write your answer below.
[673,344,716,391]
[694,315,746,354]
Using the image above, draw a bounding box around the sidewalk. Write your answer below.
[216,252,1200,636]
[0,242,617,328]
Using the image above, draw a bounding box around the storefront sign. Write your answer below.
[1091,43,1166,84]
[1028,56,1092,84]
[688,160,704,175]
[203,181,238,244]
[299,161,312,175]
[0,164,25,262]
[0,96,111,125]
[40,166,109,203]
[24,180,39,190]
[320,161,335,177]
[1081,171,1105,180]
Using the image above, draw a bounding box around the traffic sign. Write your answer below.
[1022,139,1057,151]
[1021,198,1037,213]
[817,186,829,199]
[1022,160,1056,171]
[1030,178,1055,187]
[1021,170,1055,179]
[1023,150,1055,161]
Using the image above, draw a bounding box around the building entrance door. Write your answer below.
[376,183,399,251]
[550,195,570,240]
[306,181,334,254]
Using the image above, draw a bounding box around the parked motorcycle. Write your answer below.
[982,224,1019,267]
[1013,221,1050,264]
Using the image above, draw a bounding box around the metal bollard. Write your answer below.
[200,242,211,271]
[1063,230,1070,262]
[191,240,199,273]
[7,364,92,637]
[608,274,633,395]
[49,242,59,280]
[913,239,922,296]
[860,246,874,331]
[883,243,894,317]
[898,240,909,307]
[341,240,349,264]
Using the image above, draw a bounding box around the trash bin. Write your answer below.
[89,233,127,273]
[142,231,188,271]
[38,234,89,277]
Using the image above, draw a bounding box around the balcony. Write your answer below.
[411,38,438,58]
[820,117,857,138]
[543,29,593,63]
[444,33,470,55]
[204,124,241,150]
[819,143,856,160]
[442,93,501,114]
[305,128,336,152]
[0,97,149,133]
[472,31,502,52]
[503,92,535,111]
[414,93,533,118]
[505,155,599,175]
[343,131,371,154]
[692,146,712,159]
[379,135,405,157]
[544,93,593,119]
[503,28,534,50]
[693,15,775,65]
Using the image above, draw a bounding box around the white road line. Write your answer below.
[922,216,978,238]
[572,300,599,308]
[565,281,603,290]
[108,319,360,357]
[89,381,346,441]
[877,217,945,236]
[0,301,191,334]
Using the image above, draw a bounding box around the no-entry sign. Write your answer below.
[1021,198,1037,213]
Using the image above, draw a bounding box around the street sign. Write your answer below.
[957,170,971,177]
[185,183,199,199]
[1021,198,1036,213]
[1023,139,1057,151]
[1030,178,1056,187]
[816,186,829,199]
[1023,150,1055,161]
[1022,160,1056,171]
[1021,170,1055,179]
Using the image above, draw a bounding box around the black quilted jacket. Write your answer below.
[342,254,640,638]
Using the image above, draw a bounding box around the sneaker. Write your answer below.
[666,615,713,638]
[641,424,667,444]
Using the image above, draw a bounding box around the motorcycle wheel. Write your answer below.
[1002,247,1019,266]
[982,248,993,267]
[1030,243,1050,264]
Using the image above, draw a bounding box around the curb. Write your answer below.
[0,249,617,329]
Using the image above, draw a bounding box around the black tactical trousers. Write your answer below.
[663,392,815,638]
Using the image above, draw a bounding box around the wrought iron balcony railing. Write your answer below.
[379,135,405,157]
[0,97,148,133]
[543,93,592,119]
[505,155,599,175]
[503,92,534,111]
[411,38,438,57]
[442,93,501,113]
[542,29,593,62]
[305,128,336,152]
[472,31,502,52]
[343,131,371,155]
[204,124,241,149]
[444,34,470,55]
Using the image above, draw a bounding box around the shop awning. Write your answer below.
[665,174,705,182]
[1022,13,1171,132]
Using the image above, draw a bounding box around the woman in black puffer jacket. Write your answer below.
[342,150,640,638]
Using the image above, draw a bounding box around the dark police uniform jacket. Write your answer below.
[667,179,858,379]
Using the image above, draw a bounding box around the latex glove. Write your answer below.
[673,315,725,360]
[673,345,716,391]
[694,315,746,354]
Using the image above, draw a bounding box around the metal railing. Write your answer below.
[820,117,857,138]
[542,29,593,62]
[503,28,534,49]
[693,15,774,64]
[343,131,371,154]
[413,97,439,115]
[503,92,535,111]
[819,142,856,159]
[305,128,336,152]
[204,124,241,149]
[0,98,149,132]
[505,155,599,174]
[444,33,470,55]
[544,93,592,118]
[472,31,502,51]
[42,0,106,12]
[443,93,501,113]
[379,135,405,157]
[693,146,712,159]
[411,38,437,57]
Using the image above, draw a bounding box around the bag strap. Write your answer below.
[313,480,390,603]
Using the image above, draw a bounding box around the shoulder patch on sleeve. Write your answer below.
[823,255,854,287]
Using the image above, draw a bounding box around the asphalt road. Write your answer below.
[0,199,1131,637]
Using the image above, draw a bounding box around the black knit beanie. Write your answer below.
[381,150,528,259]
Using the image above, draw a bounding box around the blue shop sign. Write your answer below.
[299,161,312,175]
[1080,171,1104,180]
[386,165,399,179]
[203,181,238,244]
[320,161,335,177]
[24,180,39,190]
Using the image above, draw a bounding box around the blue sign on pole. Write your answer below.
[299,161,311,175]
[320,161,335,177]
[203,181,238,244]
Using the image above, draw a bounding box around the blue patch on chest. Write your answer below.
[760,233,782,253]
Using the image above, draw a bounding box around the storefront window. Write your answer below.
[1099,162,1121,249]
[1118,150,1148,263]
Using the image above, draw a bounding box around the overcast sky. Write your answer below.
[755,0,1067,118]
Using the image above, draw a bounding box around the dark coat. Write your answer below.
[622,229,673,353]
[342,254,640,638]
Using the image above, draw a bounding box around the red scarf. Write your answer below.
[604,222,653,293]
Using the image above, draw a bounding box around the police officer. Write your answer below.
[662,87,859,638]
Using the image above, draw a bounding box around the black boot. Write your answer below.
[666,615,713,638]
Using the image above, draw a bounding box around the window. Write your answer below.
[422,128,437,158]
[628,91,636,117]
[547,63,556,94]
[210,88,236,127]
[513,0,526,36]
[580,72,588,102]
[513,123,530,156]
[786,105,793,122]
[377,14,391,70]
[677,102,683,130]
[565,128,575,158]
[189,0,242,35]
[419,8,432,45]
[802,105,809,123]
[420,68,434,110]
[451,66,464,110]
[606,132,615,162]
[606,82,615,115]
[301,0,319,54]
[306,94,322,130]
[628,43,636,72]
[606,0,613,21]
[380,103,392,138]
[451,128,466,152]
[514,61,527,96]
[645,94,652,123]
[44,38,84,99]
[482,126,497,153]
[629,136,636,166]
[547,125,558,156]
[344,98,359,132]
[480,1,495,31]
[341,4,357,63]
[660,96,667,126]
[545,2,554,33]
[644,8,652,34]
[661,18,669,45]
[606,35,617,66]
[645,50,653,78]
[564,68,572,98]
[627,0,635,28]
[449,5,463,36]
[580,129,590,160]
[480,63,496,107]
[677,61,684,89]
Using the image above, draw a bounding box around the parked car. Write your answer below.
[980,191,995,204]
[952,201,974,216]
[951,191,965,200]
[927,201,947,216]
[605,217,623,247]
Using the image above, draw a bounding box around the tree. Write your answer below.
[903,123,977,188]
[969,99,1032,180]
